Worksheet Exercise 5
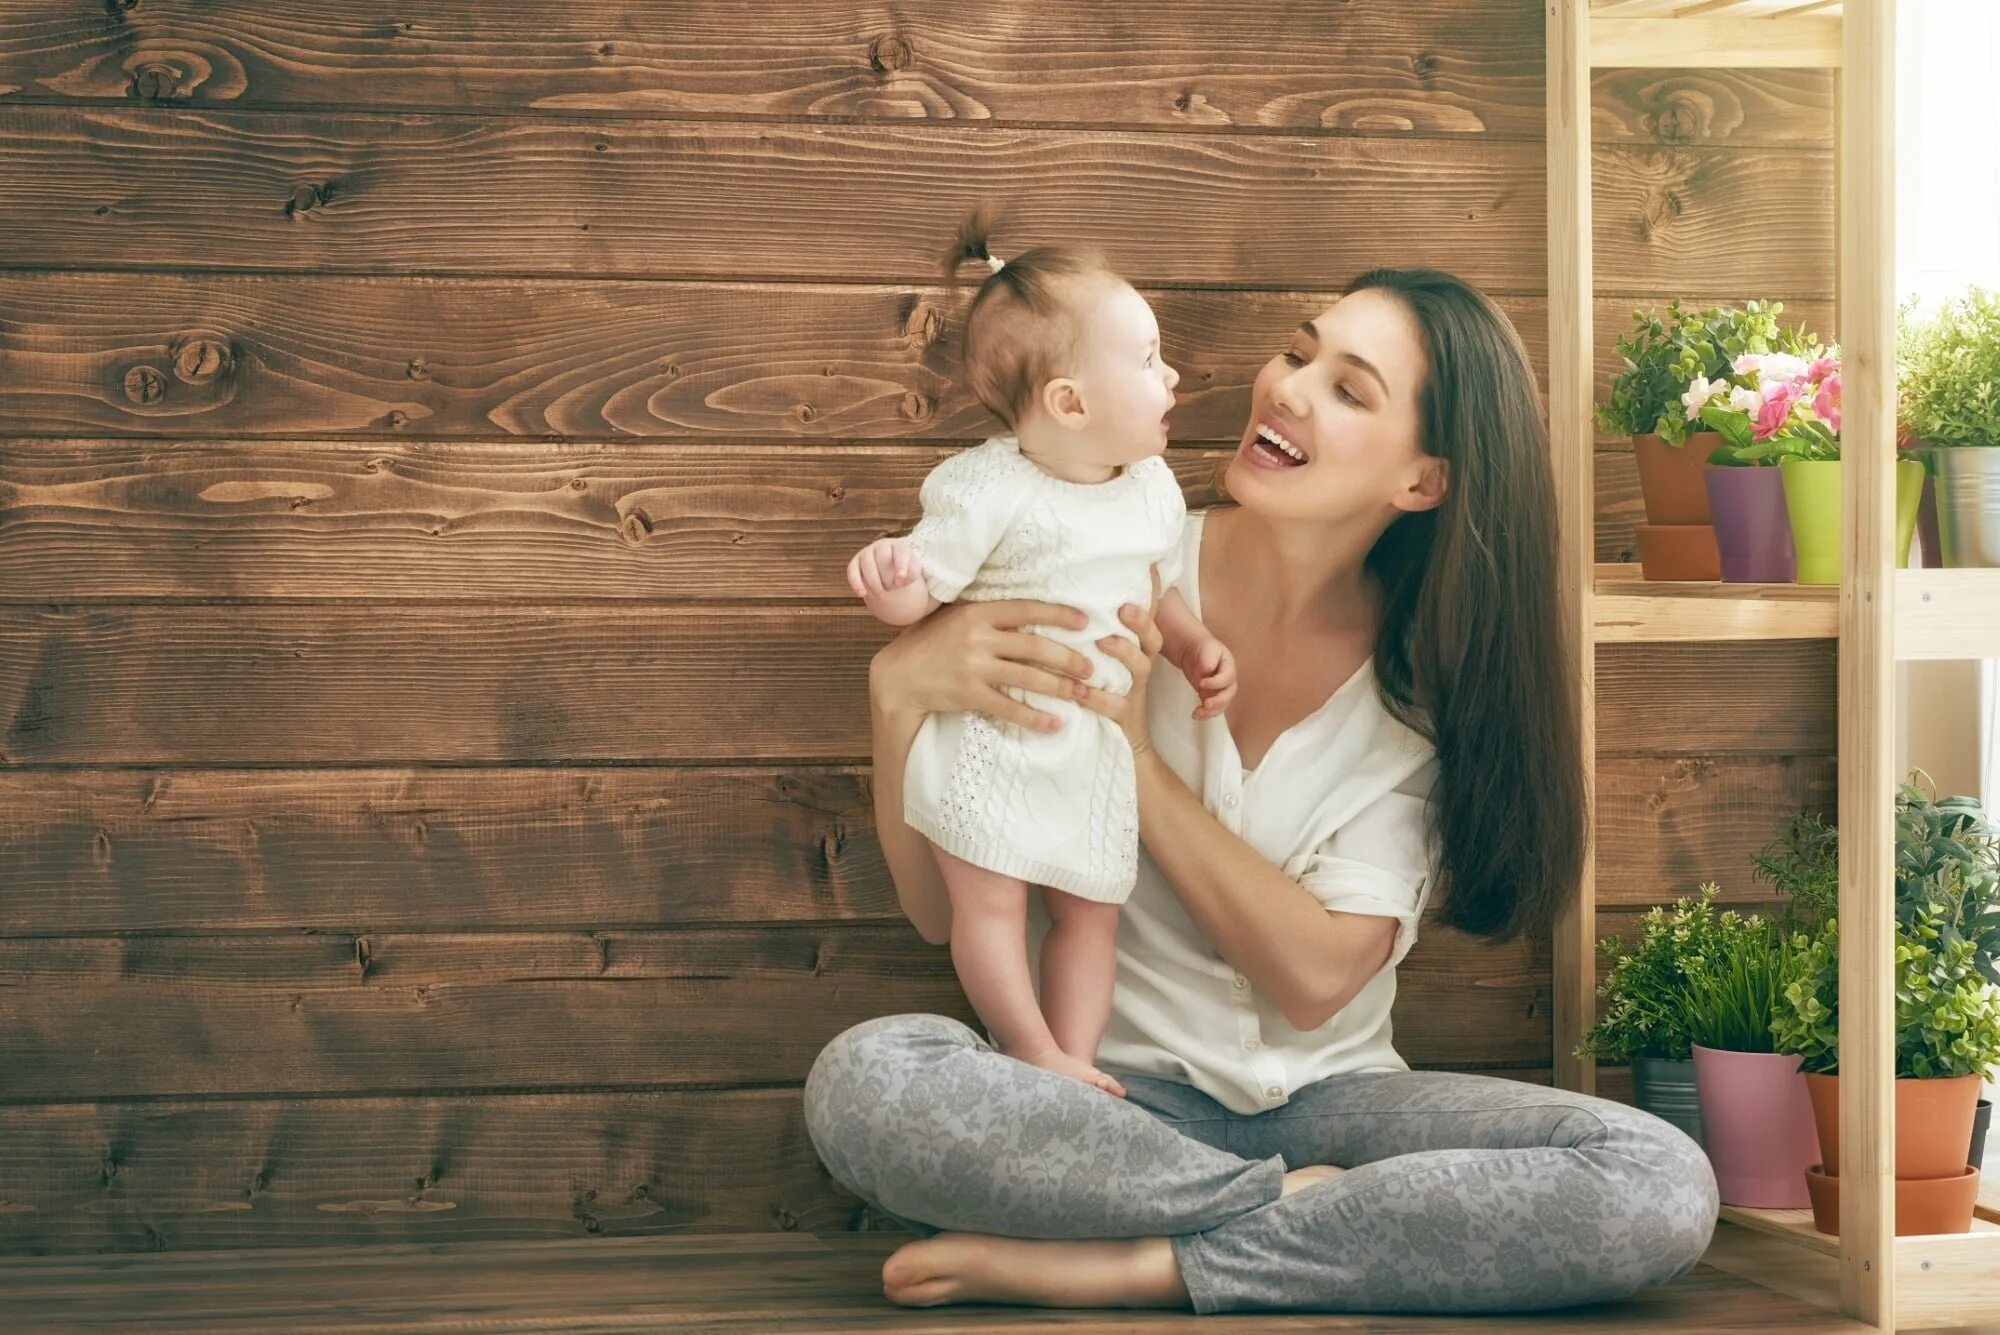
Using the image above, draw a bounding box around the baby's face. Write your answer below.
[1065,283,1180,466]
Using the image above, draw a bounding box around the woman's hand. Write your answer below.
[1077,567,1165,760]
[868,598,1095,732]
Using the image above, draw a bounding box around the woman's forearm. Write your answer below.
[868,667,953,945]
[1134,748,1393,1030]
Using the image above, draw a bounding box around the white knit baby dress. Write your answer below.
[901,436,1187,903]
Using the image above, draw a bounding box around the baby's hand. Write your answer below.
[846,537,935,627]
[1188,636,1237,721]
[847,537,920,599]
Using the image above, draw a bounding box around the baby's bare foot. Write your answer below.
[1280,1163,1348,1198]
[1011,1046,1127,1098]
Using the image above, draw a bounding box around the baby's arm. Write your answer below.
[1154,588,1237,721]
[847,537,941,627]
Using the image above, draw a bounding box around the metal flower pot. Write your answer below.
[1632,1055,1705,1147]
[1933,445,2000,567]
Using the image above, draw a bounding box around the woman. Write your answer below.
[802,269,1719,1314]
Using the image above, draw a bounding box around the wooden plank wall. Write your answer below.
[0,2,1834,1252]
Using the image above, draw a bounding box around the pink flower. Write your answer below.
[1755,380,1802,441]
[1813,372,1841,433]
[1807,355,1839,385]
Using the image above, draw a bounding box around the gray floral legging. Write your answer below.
[803,1013,1718,1315]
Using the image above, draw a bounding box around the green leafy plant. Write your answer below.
[1754,807,1840,930]
[1899,286,2000,446]
[1575,883,1729,1063]
[1773,912,2000,1079]
[1596,300,1817,445]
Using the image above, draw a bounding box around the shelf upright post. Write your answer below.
[1836,0,1899,1325]
[1548,0,1597,1097]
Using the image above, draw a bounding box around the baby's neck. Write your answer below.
[1014,422,1123,485]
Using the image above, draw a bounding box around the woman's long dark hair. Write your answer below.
[1348,268,1587,943]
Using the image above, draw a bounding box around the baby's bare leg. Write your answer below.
[932,845,1124,1097]
[1038,888,1122,1065]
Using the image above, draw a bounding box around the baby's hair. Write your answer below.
[941,207,1122,431]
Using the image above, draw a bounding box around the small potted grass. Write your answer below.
[1900,286,2000,566]
[1575,885,1734,1146]
[1682,904,1819,1208]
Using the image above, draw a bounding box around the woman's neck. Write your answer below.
[1211,505,1380,634]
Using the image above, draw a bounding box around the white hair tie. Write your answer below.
[985,253,1005,274]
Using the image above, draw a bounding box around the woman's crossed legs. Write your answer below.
[802,1013,1717,1315]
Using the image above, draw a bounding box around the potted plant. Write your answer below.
[1773,913,2000,1234]
[1575,885,1735,1146]
[1900,286,2000,567]
[1693,346,1924,584]
[1768,779,2000,1234]
[1682,904,1818,1207]
[1597,301,1813,581]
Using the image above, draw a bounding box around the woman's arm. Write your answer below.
[1084,592,1397,1031]
[867,670,953,945]
[863,598,1097,944]
[1134,748,1396,1031]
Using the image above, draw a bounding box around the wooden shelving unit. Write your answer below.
[1553,2,2000,1328]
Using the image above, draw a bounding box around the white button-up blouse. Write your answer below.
[1021,507,1440,1115]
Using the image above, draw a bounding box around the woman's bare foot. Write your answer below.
[882,1232,1187,1309]
[1280,1163,1348,1197]
[1010,1046,1127,1098]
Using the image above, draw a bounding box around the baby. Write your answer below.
[846,218,1237,1095]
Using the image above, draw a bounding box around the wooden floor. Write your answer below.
[0,1228,1865,1334]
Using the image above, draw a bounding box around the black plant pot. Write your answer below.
[1972,1098,1992,1171]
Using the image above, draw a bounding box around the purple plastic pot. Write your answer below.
[1692,1044,1818,1208]
[1704,465,1796,583]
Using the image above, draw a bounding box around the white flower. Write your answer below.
[1682,374,1715,421]
[1733,353,1764,378]
[1729,386,1761,414]
[1759,352,1810,384]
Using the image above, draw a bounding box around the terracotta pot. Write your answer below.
[1635,432,1725,525]
[1692,1045,1818,1207]
[1804,1163,1981,1236]
[1803,1071,1984,1180]
[1635,524,1722,581]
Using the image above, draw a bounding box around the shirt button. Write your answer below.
[1266,1085,1283,1100]
[1243,1038,1260,1051]
[1232,975,1248,989]
[1223,793,1239,808]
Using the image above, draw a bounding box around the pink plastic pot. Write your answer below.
[1691,1045,1818,1208]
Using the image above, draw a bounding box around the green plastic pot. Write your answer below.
[1778,457,1926,585]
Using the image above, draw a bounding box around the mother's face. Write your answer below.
[1224,288,1446,524]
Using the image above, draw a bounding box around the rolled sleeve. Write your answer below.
[1283,774,1435,968]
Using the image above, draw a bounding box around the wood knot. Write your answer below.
[903,302,944,350]
[794,402,819,424]
[104,0,139,15]
[1173,91,1192,111]
[285,182,331,217]
[172,337,229,384]
[1653,98,1700,145]
[899,392,931,422]
[620,509,654,544]
[568,476,587,490]
[826,485,845,502]
[385,410,409,429]
[405,357,430,381]
[1412,51,1440,81]
[131,62,183,101]
[122,365,166,405]
[869,34,913,75]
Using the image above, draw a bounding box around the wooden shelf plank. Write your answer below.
[1591,16,1843,67]
[1895,569,2000,659]
[1592,564,1839,641]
